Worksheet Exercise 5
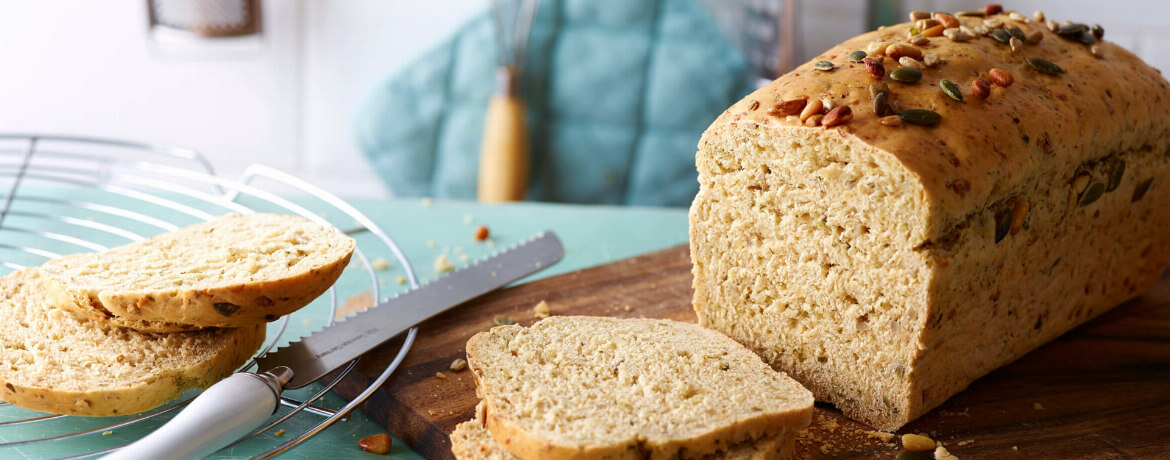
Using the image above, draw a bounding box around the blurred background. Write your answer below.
[2,0,1166,203]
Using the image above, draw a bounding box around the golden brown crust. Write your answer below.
[713,14,1170,244]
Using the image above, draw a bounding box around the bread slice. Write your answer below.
[0,270,265,416]
[451,403,795,460]
[39,213,355,329]
[465,316,813,460]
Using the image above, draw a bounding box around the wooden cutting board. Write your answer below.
[334,245,1170,459]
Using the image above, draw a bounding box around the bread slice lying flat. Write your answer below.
[451,404,793,460]
[39,213,355,330]
[465,316,813,460]
[0,270,265,416]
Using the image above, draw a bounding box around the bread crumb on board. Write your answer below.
[864,430,896,442]
[420,197,433,207]
[427,240,437,248]
[463,214,473,224]
[934,445,959,460]
[1033,401,1046,410]
[533,300,552,319]
[435,372,447,380]
[493,315,515,326]
[902,433,935,451]
[371,258,391,270]
[274,429,285,437]
[450,358,467,372]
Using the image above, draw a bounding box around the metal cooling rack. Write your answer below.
[0,134,420,459]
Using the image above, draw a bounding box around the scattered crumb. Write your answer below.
[338,291,374,320]
[533,300,551,319]
[865,431,896,442]
[493,315,515,326]
[358,433,392,455]
[485,239,495,248]
[956,439,975,447]
[934,445,959,460]
[274,429,286,437]
[822,417,839,432]
[396,275,406,285]
[1013,446,1018,451]
[434,254,454,273]
[421,197,433,207]
[371,258,391,270]
[427,409,436,415]
[426,240,436,248]
[463,214,473,224]
[454,246,464,254]
[1033,402,1045,410]
[475,225,490,241]
[303,319,311,327]
[435,372,446,379]
[902,433,935,451]
[102,431,113,436]
[624,305,632,311]
[459,254,470,263]
[450,358,467,372]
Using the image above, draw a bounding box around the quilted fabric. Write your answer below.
[355,0,750,206]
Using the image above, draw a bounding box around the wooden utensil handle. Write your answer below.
[477,93,530,202]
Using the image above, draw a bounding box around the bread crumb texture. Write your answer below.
[465,316,813,459]
[0,270,265,416]
[39,213,355,329]
[691,9,1170,430]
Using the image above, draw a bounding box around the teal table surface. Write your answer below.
[0,198,688,459]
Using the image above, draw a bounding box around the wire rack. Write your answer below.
[0,134,420,459]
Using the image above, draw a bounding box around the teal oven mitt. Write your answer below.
[355,0,750,206]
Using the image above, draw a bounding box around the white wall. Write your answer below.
[0,1,1166,199]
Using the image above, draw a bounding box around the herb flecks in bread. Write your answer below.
[0,270,264,416]
[691,5,1170,430]
[464,316,813,460]
[39,213,355,330]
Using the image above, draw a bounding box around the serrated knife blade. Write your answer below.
[256,230,564,389]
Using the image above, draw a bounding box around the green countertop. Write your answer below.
[0,198,688,459]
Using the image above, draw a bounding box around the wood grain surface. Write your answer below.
[334,244,1170,459]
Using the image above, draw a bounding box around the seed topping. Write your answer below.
[822,106,853,128]
[990,28,1012,44]
[890,66,923,83]
[923,53,942,67]
[887,43,923,60]
[984,4,1003,15]
[988,68,1014,87]
[940,79,963,102]
[849,50,867,63]
[879,115,903,126]
[873,92,892,116]
[870,81,890,98]
[800,98,824,122]
[899,56,926,70]
[771,99,807,117]
[935,12,959,29]
[909,10,931,21]
[899,109,941,126]
[814,60,835,71]
[1026,56,1065,75]
[864,57,886,79]
[972,79,991,99]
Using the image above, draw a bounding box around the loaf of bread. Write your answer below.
[464,316,813,460]
[451,403,790,460]
[690,8,1170,430]
[0,270,265,416]
[40,213,355,330]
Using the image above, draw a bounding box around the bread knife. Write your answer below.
[104,231,564,460]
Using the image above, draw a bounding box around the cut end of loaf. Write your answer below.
[692,123,934,429]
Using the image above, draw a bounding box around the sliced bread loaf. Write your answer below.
[0,269,265,416]
[39,213,355,329]
[451,403,794,460]
[465,316,813,460]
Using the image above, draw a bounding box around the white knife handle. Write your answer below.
[104,368,292,460]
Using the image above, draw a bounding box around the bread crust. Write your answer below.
[39,213,355,329]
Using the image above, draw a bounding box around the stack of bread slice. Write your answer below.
[0,213,355,416]
[452,316,815,460]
